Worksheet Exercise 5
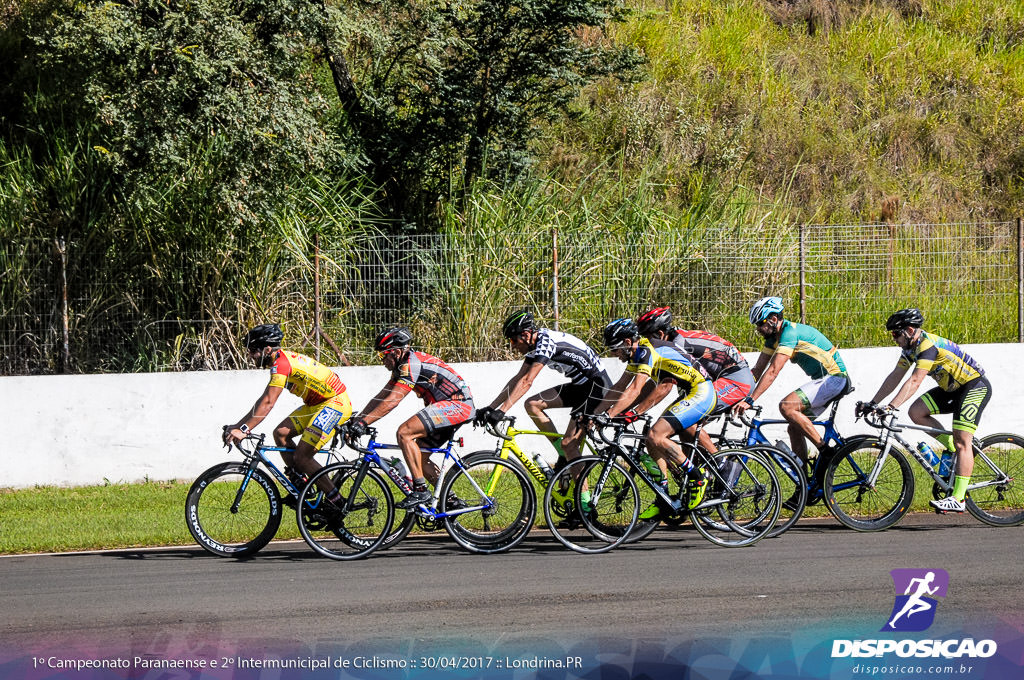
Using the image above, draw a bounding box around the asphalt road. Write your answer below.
[2,513,1020,674]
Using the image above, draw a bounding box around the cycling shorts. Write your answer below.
[660,381,717,435]
[550,379,610,417]
[288,392,353,450]
[709,366,754,415]
[415,399,476,448]
[794,374,850,417]
[920,376,992,434]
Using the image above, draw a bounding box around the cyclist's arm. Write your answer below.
[749,351,771,381]
[887,367,928,410]
[355,382,409,425]
[869,365,909,404]
[602,372,650,419]
[629,377,676,415]
[748,351,788,403]
[226,384,283,443]
[491,361,545,411]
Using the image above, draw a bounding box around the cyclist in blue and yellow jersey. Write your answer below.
[475,309,612,469]
[348,327,476,510]
[858,309,992,514]
[595,318,717,519]
[637,306,754,455]
[223,323,353,507]
[732,297,851,476]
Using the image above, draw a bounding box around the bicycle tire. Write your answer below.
[185,462,282,558]
[822,438,914,531]
[542,457,638,554]
[750,444,807,538]
[297,464,394,560]
[691,449,780,547]
[440,456,536,554]
[964,433,1024,526]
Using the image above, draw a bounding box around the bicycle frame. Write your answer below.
[866,412,1011,498]
[345,430,493,520]
[229,433,340,512]
[485,418,563,487]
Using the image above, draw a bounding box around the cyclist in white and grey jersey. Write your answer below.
[475,310,612,467]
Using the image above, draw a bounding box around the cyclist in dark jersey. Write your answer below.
[859,308,992,514]
[348,327,476,509]
[475,310,612,467]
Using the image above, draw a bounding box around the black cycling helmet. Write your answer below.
[885,308,924,332]
[374,326,413,352]
[637,306,673,336]
[603,318,639,349]
[502,309,536,339]
[243,323,284,350]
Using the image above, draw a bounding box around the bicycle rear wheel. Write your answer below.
[691,449,780,547]
[185,462,282,558]
[543,457,638,554]
[823,438,914,531]
[965,433,1024,526]
[441,456,536,553]
[297,464,394,560]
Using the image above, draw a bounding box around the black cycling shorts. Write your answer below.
[920,376,991,434]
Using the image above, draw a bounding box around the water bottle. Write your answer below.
[532,453,554,479]
[938,452,953,478]
[774,440,795,456]
[916,442,939,467]
[389,456,411,483]
[638,452,663,480]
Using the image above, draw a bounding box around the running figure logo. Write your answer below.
[882,568,949,632]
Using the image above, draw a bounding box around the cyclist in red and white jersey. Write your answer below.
[348,327,476,509]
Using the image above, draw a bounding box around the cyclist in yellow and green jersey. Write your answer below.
[859,308,991,514]
[732,297,851,477]
[595,319,717,519]
[223,324,353,507]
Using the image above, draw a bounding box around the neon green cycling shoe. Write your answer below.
[638,503,662,521]
[579,489,593,514]
[687,467,708,510]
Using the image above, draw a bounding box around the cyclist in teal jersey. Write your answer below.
[732,297,851,475]
[857,308,992,514]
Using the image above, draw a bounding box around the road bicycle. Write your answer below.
[826,405,1024,530]
[298,426,537,558]
[543,414,781,553]
[185,432,343,558]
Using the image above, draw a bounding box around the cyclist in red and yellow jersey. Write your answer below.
[347,327,476,510]
[223,324,353,505]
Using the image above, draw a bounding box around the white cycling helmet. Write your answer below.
[749,296,784,324]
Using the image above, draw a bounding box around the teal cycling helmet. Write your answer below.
[749,297,784,325]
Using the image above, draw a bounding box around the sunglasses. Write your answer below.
[890,330,905,338]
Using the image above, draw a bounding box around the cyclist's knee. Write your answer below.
[273,423,294,447]
[524,396,546,417]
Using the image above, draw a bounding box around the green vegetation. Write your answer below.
[2,0,1022,374]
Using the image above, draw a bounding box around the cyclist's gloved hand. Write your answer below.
[854,401,876,418]
[473,407,492,426]
[483,408,505,427]
[346,418,369,439]
[620,410,639,424]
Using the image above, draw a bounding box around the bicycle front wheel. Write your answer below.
[441,456,536,554]
[297,464,395,560]
[185,462,282,558]
[823,439,914,531]
[751,445,807,538]
[965,433,1024,526]
[543,457,638,554]
[692,449,780,547]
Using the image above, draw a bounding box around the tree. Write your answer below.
[328,0,643,218]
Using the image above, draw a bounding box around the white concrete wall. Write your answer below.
[2,345,1020,488]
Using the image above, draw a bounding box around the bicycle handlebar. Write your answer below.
[856,402,902,432]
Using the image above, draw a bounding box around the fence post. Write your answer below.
[552,227,560,330]
[1018,217,1022,343]
[798,223,806,324]
[52,238,71,373]
[313,233,321,360]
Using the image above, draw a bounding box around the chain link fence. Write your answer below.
[3,220,1021,375]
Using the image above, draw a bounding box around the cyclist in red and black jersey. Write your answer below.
[348,327,476,509]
